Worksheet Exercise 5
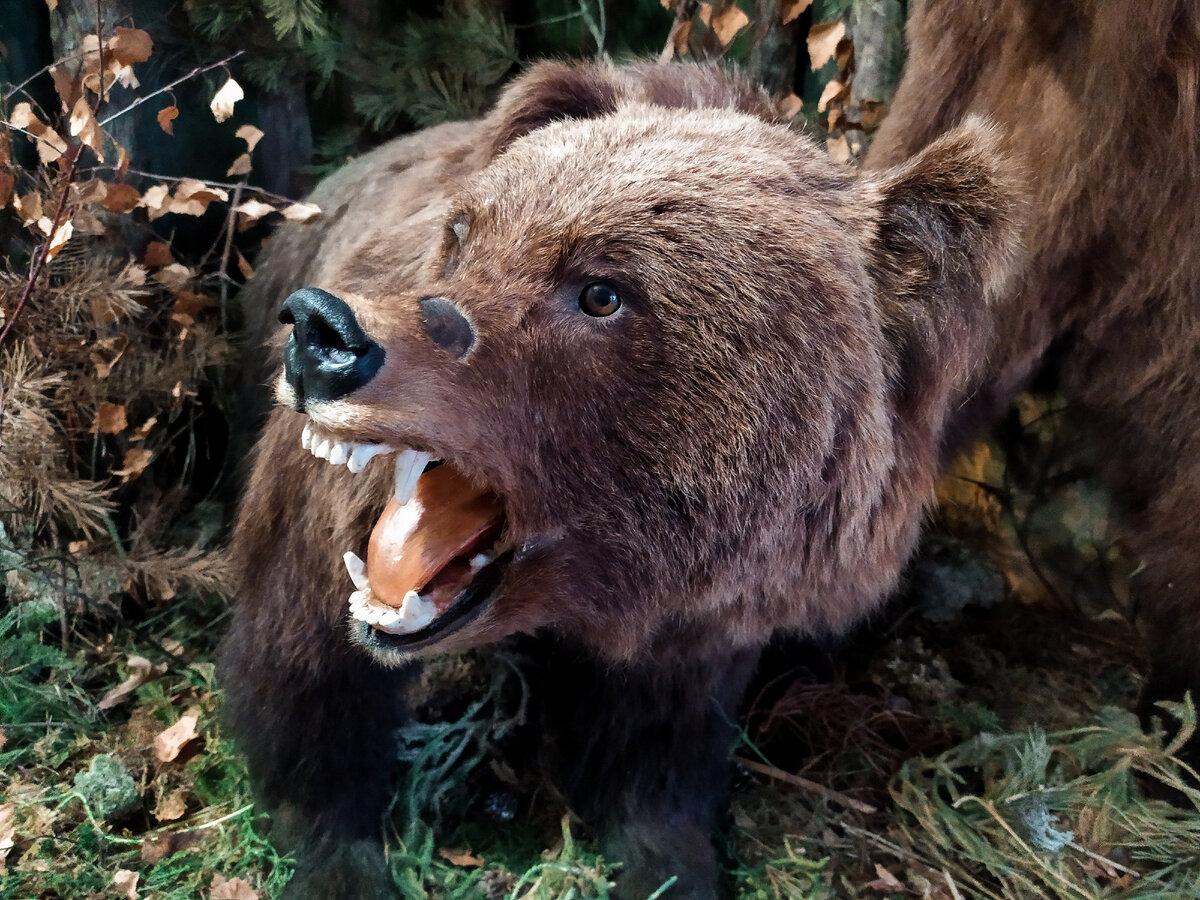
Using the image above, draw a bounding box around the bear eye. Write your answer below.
[578,282,621,317]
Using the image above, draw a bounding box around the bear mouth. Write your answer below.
[301,422,513,649]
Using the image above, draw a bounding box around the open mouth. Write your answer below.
[302,423,512,648]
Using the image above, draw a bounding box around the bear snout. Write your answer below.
[279,287,385,409]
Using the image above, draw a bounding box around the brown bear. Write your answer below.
[222,3,1199,894]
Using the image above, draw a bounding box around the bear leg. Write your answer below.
[538,638,761,899]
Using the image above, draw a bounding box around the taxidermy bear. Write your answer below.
[223,4,1200,896]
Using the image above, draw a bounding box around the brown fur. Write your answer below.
[869,0,1200,718]
[223,5,1200,892]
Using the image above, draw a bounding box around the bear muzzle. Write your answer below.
[279,287,385,410]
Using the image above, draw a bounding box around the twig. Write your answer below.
[734,755,879,815]
[943,868,965,900]
[218,182,243,330]
[86,165,302,206]
[1,50,90,105]
[97,51,244,127]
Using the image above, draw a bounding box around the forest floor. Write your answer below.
[4,418,1200,900]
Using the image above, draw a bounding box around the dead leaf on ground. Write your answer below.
[12,191,42,225]
[865,863,905,892]
[210,873,259,900]
[782,0,812,24]
[141,829,202,864]
[157,105,179,136]
[153,711,199,763]
[826,133,852,165]
[113,868,140,899]
[0,802,14,873]
[438,847,485,867]
[807,19,846,70]
[153,787,188,823]
[95,402,127,435]
[711,3,750,46]
[153,263,193,291]
[130,416,157,442]
[210,77,243,123]
[99,655,167,710]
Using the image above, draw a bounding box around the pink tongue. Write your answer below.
[365,465,503,610]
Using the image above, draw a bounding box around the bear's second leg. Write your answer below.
[539,637,761,899]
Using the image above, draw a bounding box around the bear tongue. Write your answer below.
[365,464,504,611]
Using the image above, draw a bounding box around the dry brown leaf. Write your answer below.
[108,27,153,67]
[0,728,7,750]
[210,873,259,900]
[73,207,107,235]
[660,0,671,8]
[154,711,199,763]
[68,540,89,556]
[141,829,202,864]
[143,241,174,267]
[826,132,852,165]
[102,182,141,213]
[130,416,157,442]
[664,17,692,59]
[115,140,130,179]
[711,3,750,46]
[49,63,79,112]
[47,220,74,259]
[778,92,804,118]
[44,0,58,9]
[234,198,275,226]
[98,655,165,710]
[157,105,179,136]
[698,2,712,26]
[235,249,254,279]
[113,447,153,482]
[139,184,170,218]
[782,0,812,24]
[113,868,140,899]
[0,802,13,873]
[438,847,485,867]
[210,77,243,123]
[153,787,188,823]
[817,78,847,112]
[0,172,14,209]
[69,96,104,160]
[226,153,251,177]
[807,20,845,70]
[12,191,41,225]
[10,102,67,164]
[235,123,264,153]
[96,402,128,435]
[173,291,213,317]
[153,263,193,291]
[281,201,321,222]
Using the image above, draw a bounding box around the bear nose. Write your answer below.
[279,287,384,408]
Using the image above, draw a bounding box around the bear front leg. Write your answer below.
[221,604,414,899]
[222,414,408,898]
[539,637,761,899]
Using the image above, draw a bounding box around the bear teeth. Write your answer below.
[394,449,431,505]
[302,423,402,477]
[343,551,438,634]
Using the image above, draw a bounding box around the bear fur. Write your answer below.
[222,1,1200,893]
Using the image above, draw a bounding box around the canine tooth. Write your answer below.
[374,590,437,635]
[301,422,314,450]
[314,438,332,460]
[469,552,492,572]
[348,443,392,475]
[343,552,369,591]
[394,449,431,505]
[329,442,349,466]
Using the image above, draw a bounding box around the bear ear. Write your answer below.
[861,118,1024,418]
[865,116,1023,311]
[484,60,620,159]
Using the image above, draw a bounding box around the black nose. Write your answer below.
[279,287,384,409]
